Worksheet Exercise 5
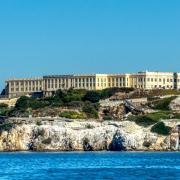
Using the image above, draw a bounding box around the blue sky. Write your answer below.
[0,0,180,89]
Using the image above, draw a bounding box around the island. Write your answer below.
[0,88,180,151]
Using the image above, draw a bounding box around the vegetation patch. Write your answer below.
[128,111,173,127]
[148,96,176,111]
[148,89,180,96]
[151,122,172,135]
[10,88,131,117]
[103,115,113,120]
[173,113,180,119]
[82,102,99,119]
[0,103,12,116]
[36,120,42,126]
[85,124,95,129]
[0,103,8,108]
[0,122,14,132]
[83,87,134,103]
[59,111,86,119]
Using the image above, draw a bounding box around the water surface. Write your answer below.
[0,152,180,180]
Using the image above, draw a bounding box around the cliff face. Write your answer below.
[0,119,180,152]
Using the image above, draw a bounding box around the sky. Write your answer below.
[0,0,180,90]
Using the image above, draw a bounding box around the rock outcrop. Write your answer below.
[169,96,180,111]
[0,119,180,151]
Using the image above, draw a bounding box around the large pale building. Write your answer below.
[3,71,180,98]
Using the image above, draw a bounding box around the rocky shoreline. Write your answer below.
[0,118,179,152]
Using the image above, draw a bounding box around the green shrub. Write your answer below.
[29,100,50,109]
[66,101,84,108]
[55,89,87,103]
[0,107,14,116]
[103,115,112,120]
[59,111,86,119]
[36,120,42,126]
[85,124,95,129]
[82,102,99,119]
[129,111,171,127]
[149,89,180,96]
[173,113,180,119]
[147,96,160,101]
[149,96,176,110]
[151,122,172,135]
[0,103,8,109]
[15,96,30,111]
[100,87,134,99]
[83,91,101,103]
[0,123,14,132]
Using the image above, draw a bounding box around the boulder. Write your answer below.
[169,96,180,111]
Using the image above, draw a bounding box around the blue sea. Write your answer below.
[0,152,180,180]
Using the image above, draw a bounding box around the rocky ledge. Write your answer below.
[0,119,180,151]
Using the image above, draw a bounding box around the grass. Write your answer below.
[149,89,180,96]
[173,113,180,119]
[151,122,172,135]
[128,96,180,128]
[59,111,87,119]
[128,111,175,127]
[148,96,177,111]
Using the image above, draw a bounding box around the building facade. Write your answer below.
[5,78,44,98]
[4,71,180,98]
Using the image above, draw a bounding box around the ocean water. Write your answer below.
[0,152,180,180]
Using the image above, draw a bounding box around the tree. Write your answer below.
[82,102,99,119]
[15,96,30,111]
[0,103,8,109]
[83,91,101,103]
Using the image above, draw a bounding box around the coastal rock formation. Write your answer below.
[0,119,180,151]
[0,98,18,107]
[169,96,180,111]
